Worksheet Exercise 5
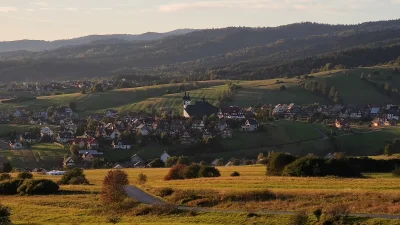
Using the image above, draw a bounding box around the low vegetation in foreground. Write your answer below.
[0,166,398,224]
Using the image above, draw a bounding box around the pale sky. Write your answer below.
[1,0,400,41]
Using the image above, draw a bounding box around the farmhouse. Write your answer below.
[218,106,245,120]
[335,118,350,130]
[9,141,23,149]
[160,151,171,163]
[242,119,260,132]
[56,131,74,143]
[63,157,76,168]
[82,152,104,162]
[20,132,38,143]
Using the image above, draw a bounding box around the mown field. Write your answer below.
[2,166,400,224]
[0,81,226,115]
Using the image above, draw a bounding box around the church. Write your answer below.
[182,92,219,118]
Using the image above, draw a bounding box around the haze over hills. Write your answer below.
[0,20,400,82]
[0,29,196,53]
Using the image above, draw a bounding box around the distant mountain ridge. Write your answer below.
[0,20,400,82]
[0,29,196,53]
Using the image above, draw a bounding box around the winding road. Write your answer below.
[124,186,400,220]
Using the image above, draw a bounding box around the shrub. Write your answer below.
[137,173,148,184]
[106,216,121,224]
[101,170,129,205]
[289,211,308,225]
[17,179,59,195]
[313,208,323,222]
[133,204,180,216]
[0,204,11,225]
[223,189,275,202]
[323,204,350,224]
[198,166,220,178]
[153,187,174,197]
[58,168,89,185]
[0,179,24,195]
[148,158,164,168]
[183,164,201,179]
[0,174,11,181]
[164,164,187,180]
[393,165,400,177]
[69,176,90,185]
[282,156,361,177]
[17,171,33,180]
[2,162,12,173]
[230,171,240,177]
[165,156,179,168]
[266,153,296,176]
[177,156,190,166]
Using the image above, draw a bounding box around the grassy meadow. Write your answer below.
[2,166,400,224]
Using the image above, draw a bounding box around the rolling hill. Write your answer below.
[0,20,400,82]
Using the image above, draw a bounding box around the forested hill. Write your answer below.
[0,29,195,53]
[1,20,400,82]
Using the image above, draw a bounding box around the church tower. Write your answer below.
[183,91,191,109]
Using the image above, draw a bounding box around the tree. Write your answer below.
[266,153,296,176]
[70,144,79,157]
[279,85,286,91]
[329,86,336,99]
[91,83,103,92]
[177,156,190,166]
[69,102,77,112]
[165,156,179,168]
[137,173,148,184]
[385,144,393,156]
[148,158,164,168]
[2,162,12,173]
[58,168,89,185]
[257,153,264,160]
[101,170,129,205]
[0,204,11,225]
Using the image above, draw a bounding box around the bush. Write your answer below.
[69,176,90,185]
[133,204,180,216]
[289,211,308,225]
[0,179,24,195]
[177,156,190,166]
[266,153,296,176]
[58,168,89,185]
[153,187,174,197]
[101,170,129,205]
[148,158,164,168]
[164,164,187,180]
[323,204,350,224]
[17,179,59,195]
[183,164,201,179]
[223,189,275,202]
[165,156,179,168]
[198,166,220,178]
[17,171,33,180]
[313,208,323,222]
[393,165,400,177]
[137,173,148,184]
[230,171,240,177]
[282,156,361,177]
[0,174,11,181]
[0,204,11,225]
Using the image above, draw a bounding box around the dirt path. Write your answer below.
[125,186,400,220]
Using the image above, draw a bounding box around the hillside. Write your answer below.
[0,29,195,53]
[0,20,400,82]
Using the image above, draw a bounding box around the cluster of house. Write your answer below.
[272,103,400,129]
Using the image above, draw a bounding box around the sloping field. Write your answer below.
[0,81,226,115]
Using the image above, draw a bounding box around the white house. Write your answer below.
[40,127,54,137]
[112,140,132,150]
[241,119,259,132]
[160,152,171,163]
[136,124,150,136]
[63,157,76,167]
[9,141,23,149]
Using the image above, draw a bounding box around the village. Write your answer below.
[1,91,399,171]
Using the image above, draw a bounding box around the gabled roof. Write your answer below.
[246,119,259,126]
[184,99,219,118]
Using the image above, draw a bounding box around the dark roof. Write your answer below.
[58,132,74,139]
[184,99,219,118]
[247,119,259,126]
[183,91,191,101]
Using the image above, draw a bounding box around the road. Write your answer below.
[124,186,400,220]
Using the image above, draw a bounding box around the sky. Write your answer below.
[1,0,400,41]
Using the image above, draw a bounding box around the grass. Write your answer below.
[0,81,225,115]
[1,166,399,224]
